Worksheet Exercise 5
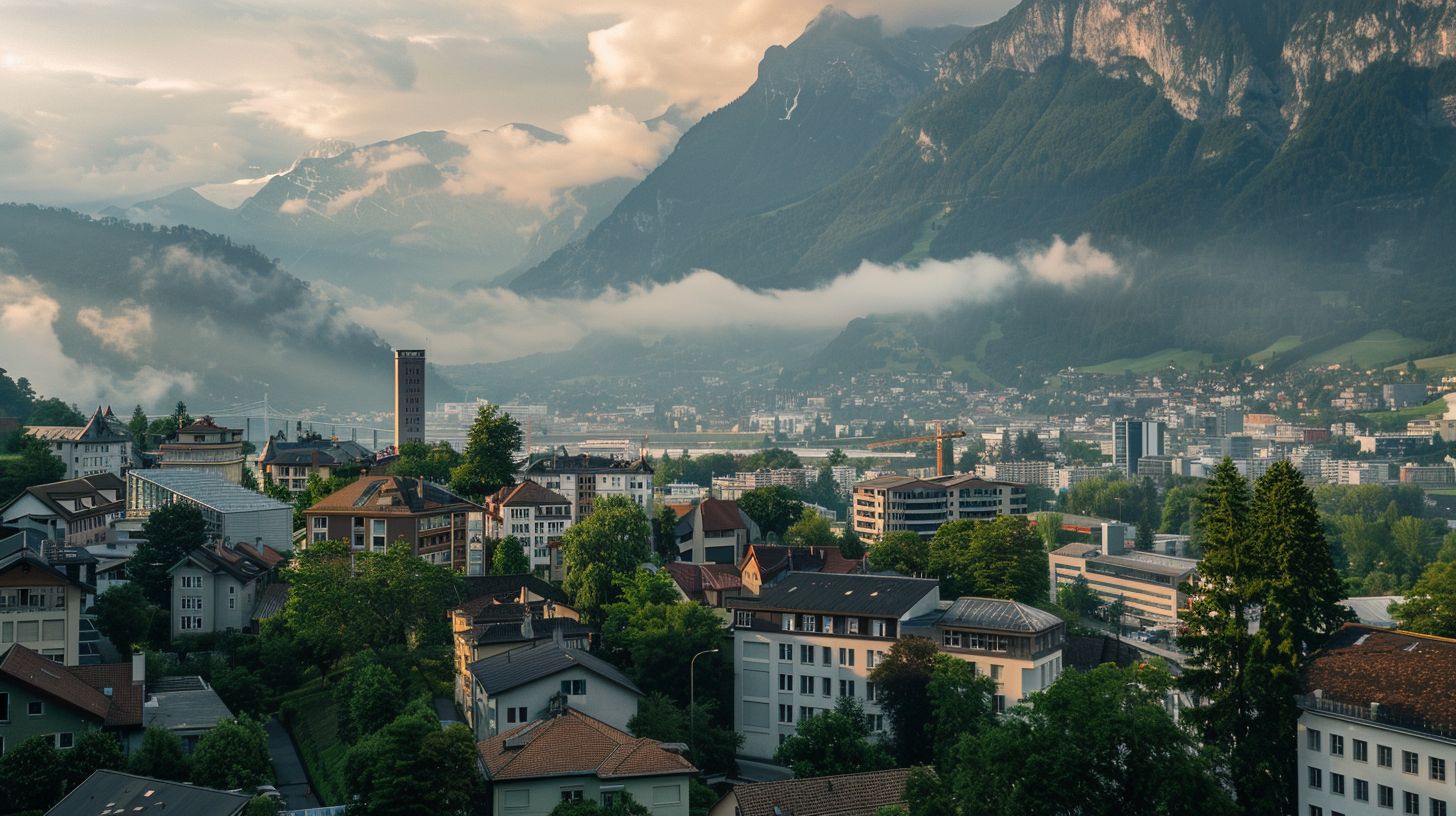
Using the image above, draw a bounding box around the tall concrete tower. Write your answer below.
[394,349,426,446]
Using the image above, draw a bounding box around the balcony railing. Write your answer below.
[1297,694,1456,741]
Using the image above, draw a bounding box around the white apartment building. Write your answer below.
[1299,625,1456,816]
[26,406,132,480]
[980,461,1055,488]
[0,545,88,665]
[850,475,1027,543]
[485,480,574,574]
[522,454,653,522]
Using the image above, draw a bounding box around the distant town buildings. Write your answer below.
[1113,419,1165,475]
[26,406,132,480]
[256,435,373,492]
[0,473,124,547]
[394,348,426,446]
[484,480,574,577]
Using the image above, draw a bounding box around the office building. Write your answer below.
[394,348,426,446]
[126,469,293,553]
[850,475,1026,543]
[1049,523,1198,624]
[1114,420,1165,475]
[1298,625,1456,816]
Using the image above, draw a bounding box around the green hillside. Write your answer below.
[1079,349,1215,375]
[1305,330,1432,370]
[1249,336,1303,364]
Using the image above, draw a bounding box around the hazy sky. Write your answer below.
[0,0,1015,206]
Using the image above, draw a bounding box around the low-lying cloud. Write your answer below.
[76,301,154,357]
[341,234,1121,364]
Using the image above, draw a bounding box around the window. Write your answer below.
[1332,773,1345,796]
[312,516,327,530]
[1331,734,1344,757]
[778,704,793,723]
[779,673,793,691]
[799,675,813,694]
[779,644,792,660]
[1434,758,1447,782]
[1380,746,1394,768]
[1355,740,1369,762]
[735,611,753,627]
[1380,785,1394,808]
[799,706,814,721]
[560,789,583,803]
[871,619,887,637]
[1309,767,1323,790]
[1405,792,1421,815]
[57,732,73,749]
[847,618,860,634]
[27,701,43,716]
[801,614,817,633]
[1356,779,1370,802]
[838,648,854,666]
[800,646,813,665]
[1432,799,1447,816]
[0,692,7,721]
[1307,729,1323,751]
[371,519,386,551]
[1405,751,1420,774]
[781,615,794,632]
[823,617,834,635]
[866,682,876,702]
[560,679,585,696]
[821,677,830,697]
[1309,808,1322,816]
[839,680,855,698]
[821,647,831,666]
[993,695,1006,715]
[505,706,528,724]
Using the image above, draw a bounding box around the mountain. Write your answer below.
[0,204,459,411]
[103,121,673,298]
[511,0,1456,380]
[511,10,970,294]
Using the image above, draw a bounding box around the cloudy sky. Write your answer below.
[0,0,1014,206]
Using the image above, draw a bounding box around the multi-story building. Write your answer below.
[1383,382,1429,409]
[303,475,482,568]
[256,435,374,493]
[1400,463,1456,487]
[467,641,641,740]
[1298,625,1456,816]
[484,480,574,576]
[850,476,947,543]
[980,460,1054,487]
[1049,523,1198,624]
[0,543,89,665]
[674,498,759,564]
[905,597,1065,714]
[522,454,653,522]
[728,573,942,759]
[394,349,426,445]
[168,540,285,638]
[126,469,293,553]
[1114,419,1165,475]
[157,417,246,484]
[0,473,125,547]
[931,474,1028,521]
[26,406,132,480]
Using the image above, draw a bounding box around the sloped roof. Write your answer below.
[250,581,290,623]
[460,573,567,605]
[854,476,941,491]
[725,768,914,816]
[740,544,823,579]
[493,479,571,507]
[176,416,238,434]
[179,542,273,585]
[468,640,639,697]
[478,708,694,782]
[0,544,90,590]
[0,644,141,726]
[130,469,290,514]
[665,562,742,598]
[259,438,373,467]
[2,472,125,521]
[523,454,652,475]
[698,498,748,532]
[470,617,594,647]
[937,597,1064,633]
[46,770,249,816]
[71,661,145,726]
[26,406,127,444]
[307,475,479,514]
[1303,624,1456,730]
[740,573,939,616]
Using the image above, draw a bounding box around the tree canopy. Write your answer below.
[132,501,209,605]
[784,508,837,548]
[868,531,929,576]
[774,697,893,778]
[191,715,273,790]
[737,485,805,540]
[449,404,522,499]
[928,517,1048,603]
[560,495,652,620]
[491,536,532,575]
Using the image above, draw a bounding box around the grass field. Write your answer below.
[281,680,347,806]
[1305,330,1431,369]
[1079,348,1213,375]
[1360,396,1451,432]
[1392,351,1456,372]
[1248,335,1303,363]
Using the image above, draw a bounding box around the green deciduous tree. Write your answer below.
[550,795,651,816]
[739,448,802,471]
[346,713,481,816]
[737,485,805,540]
[0,734,66,813]
[128,404,150,451]
[774,697,893,778]
[449,404,522,499]
[132,501,209,605]
[65,729,125,789]
[826,448,848,466]
[192,715,272,790]
[926,655,997,767]
[27,397,86,426]
[628,693,742,776]
[127,726,190,782]
[928,517,1048,604]
[838,526,865,559]
[868,531,929,576]
[491,536,532,575]
[652,504,681,562]
[387,441,463,483]
[1056,575,1101,617]
[561,496,652,620]
[0,434,66,506]
[784,508,837,548]
[1391,559,1456,638]
[601,569,731,708]
[343,662,407,742]
[867,636,940,765]
[94,582,156,652]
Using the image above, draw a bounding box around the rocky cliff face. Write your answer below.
[940,0,1456,131]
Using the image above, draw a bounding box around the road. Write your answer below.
[266,717,321,810]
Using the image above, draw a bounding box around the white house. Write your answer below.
[468,639,642,740]
[0,473,125,548]
[168,540,285,638]
[485,480,574,576]
[26,406,132,480]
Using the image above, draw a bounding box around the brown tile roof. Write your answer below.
[177,416,237,434]
[308,475,480,514]
[493,480,571,507]
[477,708,694,782]
[739,544,825,579]
[817,546,867,575]
[698,498,747,533]
[235,541,286,569]
[725,768,914,816]
[1303,624,1456,730]
[666,503,694,520]
[0,644,142,726]
[664,562,743,598]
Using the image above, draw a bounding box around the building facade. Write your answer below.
[26,406,132,480]
[256,436,374,493]
[850,477,947,543]
[908,597,1065,711]
[0,473,125,547]
[469,641,642,740]
[304,475,482,569]
[394,349,426,445]
[932,474,1029,521]
[1114,419,1166,475]
[126,469,293,553]
[523,454,654,523]
[1050,524,1197,624]
[485,480,574,575]
[157,417,246,484]
[0,545,88,665]
[168,541,284,638]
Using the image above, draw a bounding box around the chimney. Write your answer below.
[418,477,426,501]
[521,611,534,641]
[1101,523,1126,556]
[132,650,146,685]
[519,586,529,605]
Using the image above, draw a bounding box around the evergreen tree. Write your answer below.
[132,502,209,605]
[128,404,149,450]
[838,525,865,559]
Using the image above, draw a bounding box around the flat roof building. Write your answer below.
[1050,525,1197,624]
[126,469,294,553]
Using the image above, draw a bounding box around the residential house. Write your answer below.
[0,645,144,756]
[468,640,642,740]
[1298,625,1456,816]
[485,480,574,577]
[0,542,90,665]
[709,768,913,816]
[904,597,1065,713]
[0,473,125,547]
[135,675,233,753]
[674,498,759,564]
[47,770,251,816]
[477,707,695,816]
[737,544,865,597]
[168,540,285,638]
[1049,524,1198,625]
[25,406,132,480]
[663,562,742,608]
[256,434,374,493]
[126,469,293,554]
[523,454,654,522]
[0,532,100,613]
[727,573,942,759]
[156,416,246,484]
[304,475,482,569]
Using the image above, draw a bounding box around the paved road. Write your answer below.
[266,717,321,810]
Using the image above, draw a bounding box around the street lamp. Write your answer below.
[689,648,719,766]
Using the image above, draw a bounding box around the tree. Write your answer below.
[1391,559,1456,637]
[928,517,1048,604]
[867,636,940,765]
[838,526,865,559]
[1056,575,1101,618]
[550,795,651,816]
[784,509,837,548]
[560,496,652,620]
[132,501,209,605]
[65,729,125,788]
[0,734,65,812]
[737,485,804,540]
[774,697,893,778]
[1160,484,1201,533]
[926,655,997,766]
[344,662,407,742]
[601,569,731,707]
[652,504,681,562]
[127,726,190,781]
[957,440,983,473]
[241,466,259,491]
[932,664,1235,816]
[868,531,929,576]
[739,447,802,471]
[94,583,156,652]
[128,404,150,450]
[491,536,532,575]
[347,712,481,816]
[0,434,65,505]
[628,693,742,776]
[27,397,86,426]
[1033,512,1062,550]
[449,404,522,499]
[387,440,462,483]
[192,715,272,790]
[826,448,848,466]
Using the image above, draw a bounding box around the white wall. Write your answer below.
[491,773,690,816]
[1299,710,1456,816]
[475,666,641,739]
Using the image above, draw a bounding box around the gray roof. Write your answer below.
[738,572,940,616]
[143,676,234,732]
[129,469,291,514]
[937,597,1064,633]
[46,770,249,816]
[469,640,640,697]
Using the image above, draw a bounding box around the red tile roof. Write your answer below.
[492,480,571,507]
[724,768,914,816]
[478,708,695,782]
[71,662,145,726]
[1303,624,1456,730]
[665,562,743,598]
[698,498,747,532]
[0,644,142,726]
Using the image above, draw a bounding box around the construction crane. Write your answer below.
[865,421,967,477]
